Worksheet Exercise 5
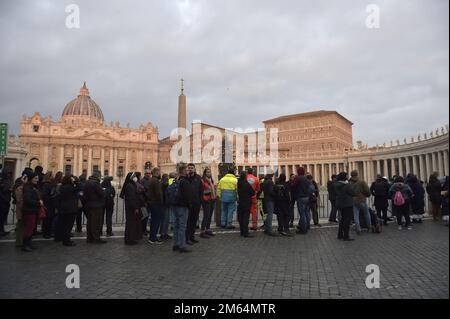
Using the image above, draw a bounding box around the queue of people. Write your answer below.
[0,163,448,253]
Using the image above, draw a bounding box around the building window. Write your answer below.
[93,165,99,175]
[104,169,109,177]
[33,125,40,133]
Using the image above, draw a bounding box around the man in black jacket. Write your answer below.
[370,175,390,225]
[83,172,106,243]
[290,167,312,234]
[172,163,193,253]
[335,172,355,241]
[327,175,338,223]
[186,163,203,245]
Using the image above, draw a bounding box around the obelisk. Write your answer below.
[178,79,186,130]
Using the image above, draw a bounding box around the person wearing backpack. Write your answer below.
[389,176,414,230]
[169,163,193,253]
[237,171,255,238]
[370,175,390,226]
[274,174,293,236]
[349,170,372,234]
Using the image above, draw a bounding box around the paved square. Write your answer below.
[0,221,448,299]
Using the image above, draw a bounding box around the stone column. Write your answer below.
[320,163,325,186]
[59,145,65,172]
[444,150,449,176]
[405,156,411,175]
[73,146,78,176]
[43,144,49,170]
[362,161,367,182]
[438,151,444,176]
[431,152,437,173]
[79,147,83,176]
[419,154,426,182]
[109,149,114,176]
[100,148,105,177]
[425,153,431,180]
[376,160,381,176]
[87,147,93,177]
[391,158,396,177]
[412,155,418,177]
[383,159,388,177]
[113,148,118,178]
[398,157,403,177]
[125,148,130,173]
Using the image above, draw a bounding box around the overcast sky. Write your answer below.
[0,0,448,145]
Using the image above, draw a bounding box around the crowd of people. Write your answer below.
[0,163,448,252]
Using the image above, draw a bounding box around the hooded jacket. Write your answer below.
[334,181,355,209]
[349,176,370,204]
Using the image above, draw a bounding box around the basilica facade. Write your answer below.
[19,83,159,179]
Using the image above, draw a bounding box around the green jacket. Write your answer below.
[349,177,371,204]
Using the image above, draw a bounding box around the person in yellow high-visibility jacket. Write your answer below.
[217,168,238,229]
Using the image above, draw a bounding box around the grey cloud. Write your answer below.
[0,0,448,146]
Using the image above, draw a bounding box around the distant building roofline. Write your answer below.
[263,110,353,125]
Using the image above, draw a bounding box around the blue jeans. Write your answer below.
[296,197,310,233]
[221,201,236,227]
[264,200,274,233]
[353,202,371,232]
[159,205,170,236]
[172,206,188,248]
[148,203,163,241]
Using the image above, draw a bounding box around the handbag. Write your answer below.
[38,206,47,220]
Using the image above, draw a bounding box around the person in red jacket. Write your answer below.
[246,168,260,231]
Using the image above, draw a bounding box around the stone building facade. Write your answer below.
[19,83,159,179]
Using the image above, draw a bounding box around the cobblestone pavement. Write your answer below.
[0,220,448,299]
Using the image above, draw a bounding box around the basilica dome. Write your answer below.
[62,82,104,123]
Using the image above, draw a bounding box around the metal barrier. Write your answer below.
[6,192,430,226]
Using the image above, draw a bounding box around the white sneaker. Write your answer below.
[398,226,402,231]
[407,226,412,230]
[147,239,162,245]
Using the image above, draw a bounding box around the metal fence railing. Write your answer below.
[6,192,431,226]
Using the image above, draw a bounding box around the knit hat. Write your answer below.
[337,172,348,181]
